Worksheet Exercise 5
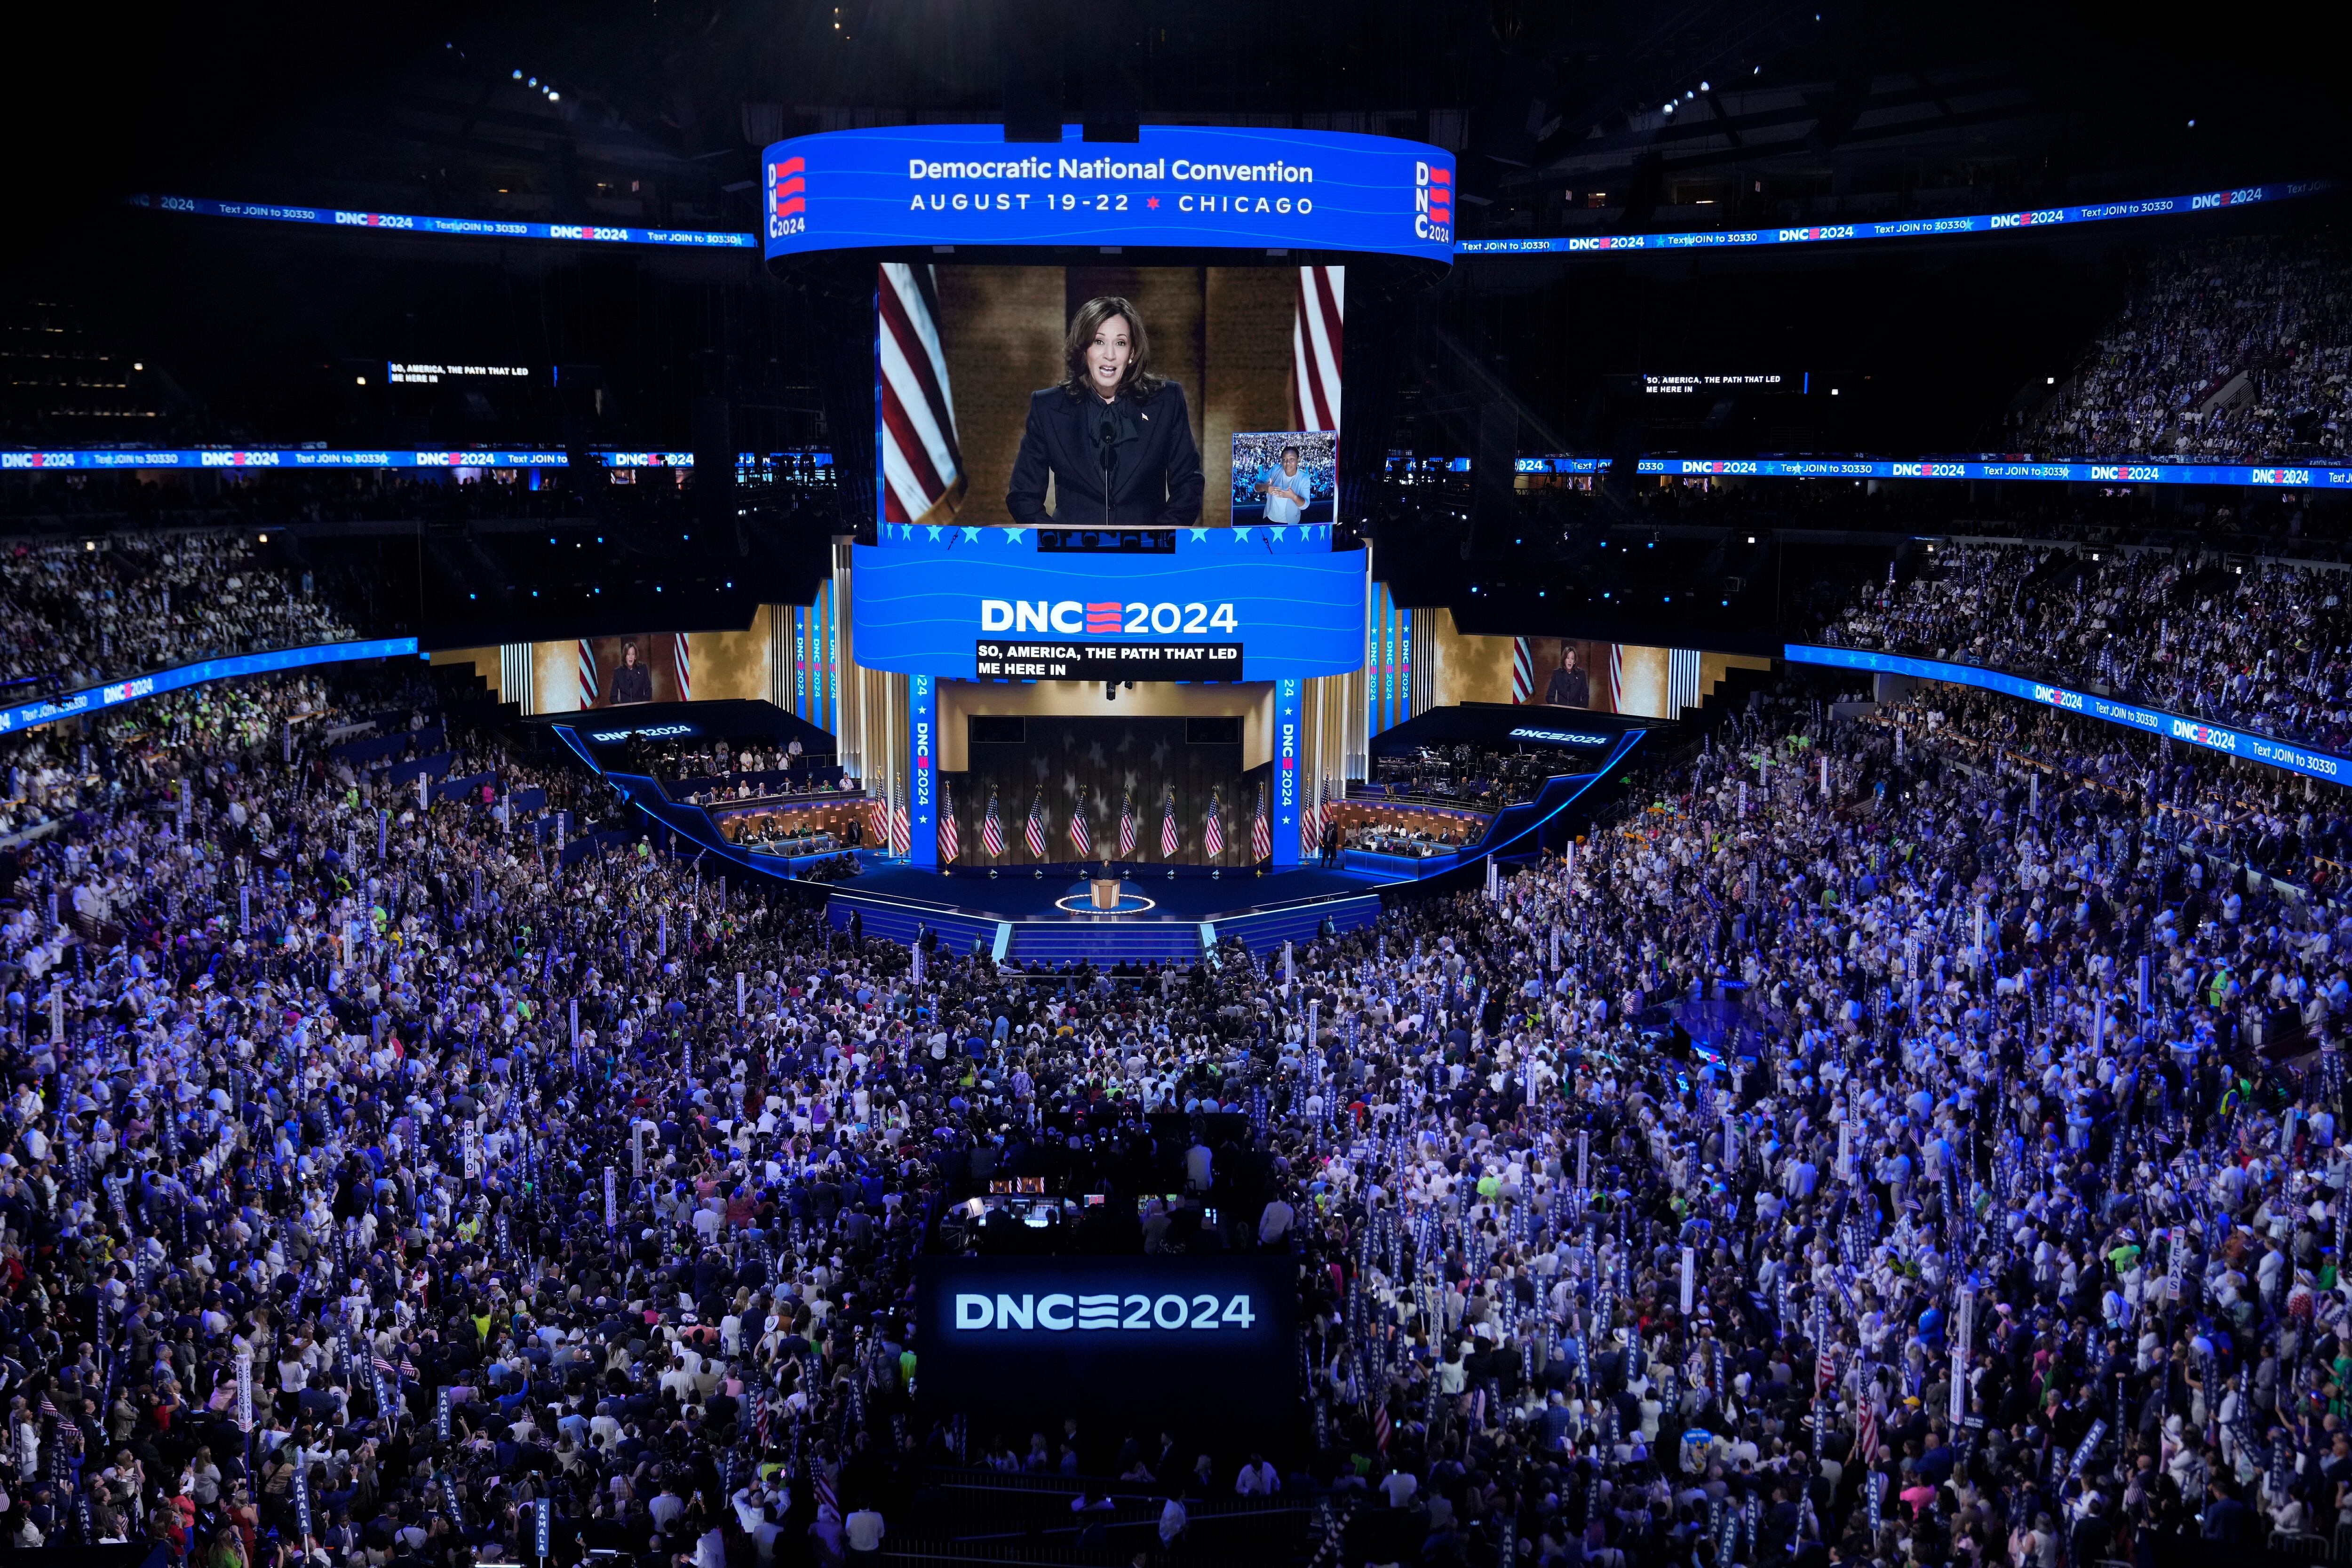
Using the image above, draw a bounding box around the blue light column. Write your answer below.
[908,673,938,867]
[1273,677,1302,868]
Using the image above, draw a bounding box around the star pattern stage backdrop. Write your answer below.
[947,715,1267,867]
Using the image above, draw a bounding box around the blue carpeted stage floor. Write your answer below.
[841,860,1390,922]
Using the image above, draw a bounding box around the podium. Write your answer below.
[1089,877,1123,910]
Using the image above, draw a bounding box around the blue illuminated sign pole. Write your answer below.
[908,674,938,868]
[1784,643,2352,786]
[1273,679,1302,868]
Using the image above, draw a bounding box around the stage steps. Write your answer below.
[1005,920,1203,965]
[1214,893,1383,954]
[824,895,1001,957]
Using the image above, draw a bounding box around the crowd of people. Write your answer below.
[0,535,357,704]
[1814,540,2352,755]
[1263,674,2352,1568]
[2030,232,2352,462]
[4,526,2352,1568]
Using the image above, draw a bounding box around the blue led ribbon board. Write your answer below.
[1,637,422,736]
[1459,179,2334,254]
[126,194,754,249]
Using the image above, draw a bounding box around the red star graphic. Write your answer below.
[1146,197,1159,209]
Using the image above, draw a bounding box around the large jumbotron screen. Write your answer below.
[874,258,1345,535]
[755,123,1457,872]
[855,176,1384,869]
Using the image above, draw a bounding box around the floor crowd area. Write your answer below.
[0,657,2344,1568]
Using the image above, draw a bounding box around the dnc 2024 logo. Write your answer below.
[1415,161,1451,244]
[952,1289,1260,1333]
[979,599,1239,635]
[766,157,806,241]
[2030,683,2085,712]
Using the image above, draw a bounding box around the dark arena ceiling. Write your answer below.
[8,0,2336,245]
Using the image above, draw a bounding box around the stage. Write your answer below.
[823,860,1396,967]
[848,861,1387,920]
[569,700,1665,965]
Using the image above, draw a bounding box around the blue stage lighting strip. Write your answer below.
[0,637,421,736]
[1634,456,2352,487]
[1783,643,2350,786]
[1459,178,2336,255]
[125,194,755,249]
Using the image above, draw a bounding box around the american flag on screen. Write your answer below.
[1067,803,1092,858]
[980,785,1004,858]
[576,639,597,709]
[1250,782,1271,862]
[1117,790,1136,856]
[673,633,692,700]
[938,781,960,863]
[1160,787,1179,858]
[1024,789,1048,859]
[1511,637,1534,704]
[877,263,967,528]
[1288,266,1344,433]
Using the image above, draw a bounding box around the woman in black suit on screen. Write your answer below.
[1006,295,1204,528]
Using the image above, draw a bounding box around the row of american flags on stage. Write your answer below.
[919,778,1336,863]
